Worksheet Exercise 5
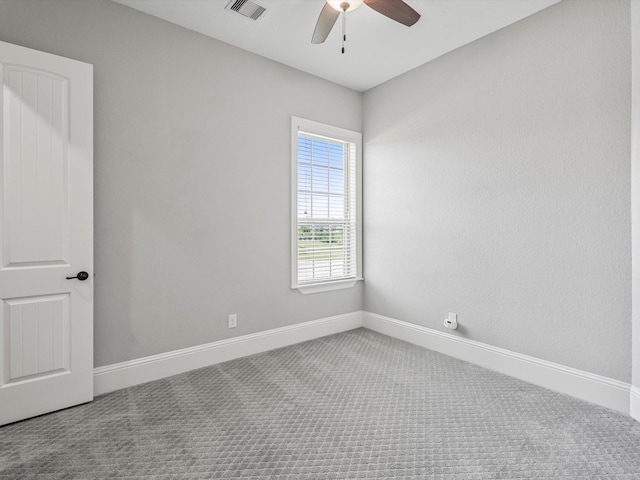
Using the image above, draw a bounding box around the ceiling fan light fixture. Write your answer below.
[326,0,364,13]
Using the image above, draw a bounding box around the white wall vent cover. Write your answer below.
[225,0,267,21]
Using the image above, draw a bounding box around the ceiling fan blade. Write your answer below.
[312,3,341,44]
[364,0,420,27]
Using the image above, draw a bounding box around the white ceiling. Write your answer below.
[112,0,561,92]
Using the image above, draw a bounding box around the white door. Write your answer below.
[0,41,93,426]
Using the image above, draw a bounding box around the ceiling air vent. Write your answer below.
[225,0,267,21]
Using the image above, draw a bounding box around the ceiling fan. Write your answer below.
[312,0,421,52]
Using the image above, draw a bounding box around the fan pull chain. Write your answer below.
[341,13,345,54]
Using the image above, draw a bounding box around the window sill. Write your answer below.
[294,278,362,295]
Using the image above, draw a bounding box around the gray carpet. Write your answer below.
[1,328,639,479]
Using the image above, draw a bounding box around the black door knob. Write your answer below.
[66,271,89,281]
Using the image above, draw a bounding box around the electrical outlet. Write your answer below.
[228,314,237,329]
[444,312,458,330]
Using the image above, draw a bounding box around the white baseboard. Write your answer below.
[363,312,631,415]
[94,311,363,396]
[632,386,640,421]
[94,309,635,419]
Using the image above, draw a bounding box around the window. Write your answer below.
[291,117,362,294]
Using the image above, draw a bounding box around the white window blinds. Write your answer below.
[292,117,362,292]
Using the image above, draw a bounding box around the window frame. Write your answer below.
[291,116,363,294]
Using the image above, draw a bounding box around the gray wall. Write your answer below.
[363,0,632,381]
[0,0,634,386]
[632,0,640,396]
[0,0,363,367]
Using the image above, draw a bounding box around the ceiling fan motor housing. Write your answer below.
[327,0,364,12]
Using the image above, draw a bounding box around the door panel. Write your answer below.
[3,67,69,268]
[5,294,70,383]
[0,41,93,426]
